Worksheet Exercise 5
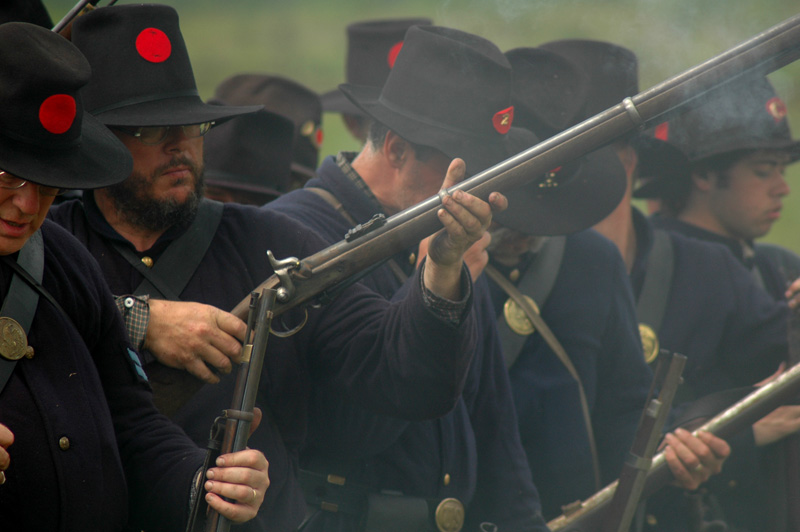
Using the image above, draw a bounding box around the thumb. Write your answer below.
[440,158,466,192]
[249,407,263,437]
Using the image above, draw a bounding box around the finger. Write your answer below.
[204,488,259,523]
[664,443,701,490]
[696,431,731,463]
[214,310,248,344]
[447,189,492,228]
[440,158,466,191]
[184,357,221,384]
[213,449,269,472]
[488,191,508,213]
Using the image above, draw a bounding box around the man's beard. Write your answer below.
[106,157,205,232]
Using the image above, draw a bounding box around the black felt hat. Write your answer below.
[538,39,687,202]
[70,4,261,126]
[634,75,800,199]
[321,17,433,115]
[340,25,535,176]
[0,0,52,28]
[0,22,131,190]
[494,46,626,235]
[203,106,295,200]
[214,74,322,180]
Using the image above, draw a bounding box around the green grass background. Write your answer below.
[47,0,800,253]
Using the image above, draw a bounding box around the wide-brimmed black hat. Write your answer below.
[70,4,261,126]
[204,105,295,200]
[0,0,52,28]
[340,25,535,177]
[0,22,131,190]
[214,74,322,180]
[633,74,800,199]
[321,17,433,115]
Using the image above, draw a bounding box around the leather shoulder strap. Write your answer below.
[493,236,566,368]
[0,231,44,392]
[636,229,674,334]
[113,199,224,301]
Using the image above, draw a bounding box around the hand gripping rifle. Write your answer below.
[548,360,800,532]
[203,13,800,532]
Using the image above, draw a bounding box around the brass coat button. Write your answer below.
[443,473,451,486]
[408,252,416,265]
[58,436,70,451]
[509,269,520,282]
[728,480,737,488]
[646,514,657,526]
[141,256,154,268]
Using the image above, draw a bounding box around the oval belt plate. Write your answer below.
[639,323,659,364]
[0,317,33,361]
[435,498,465,532]
[503,295,540,336]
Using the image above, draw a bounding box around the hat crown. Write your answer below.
[658,75,797,161]
[0,22,88,148]
[378,25,514,142]
[505,47,589,138]
[345,18,433,87]
[72,4,198,124]
[540,39,638,120]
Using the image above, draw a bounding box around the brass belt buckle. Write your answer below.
[639,323,660,364]
[435,497,464,532]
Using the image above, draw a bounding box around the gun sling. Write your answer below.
[110,199,224,417]
[485,244,602,492]
[0,231,45,393]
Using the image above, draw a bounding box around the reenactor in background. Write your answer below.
[542,38,800,531]
[270,25,550,531]
[321,17,432,145]
[636,75,800,300]
[488,45,730,520]
[48,5,498,531]
[0,21,268,531]
[203,106,296,205]
[213,73,323,190]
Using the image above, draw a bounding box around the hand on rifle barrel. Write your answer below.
[662,428,730,491]
[145,300,247,383]
[423,158,507,299]
[203,408,269,523]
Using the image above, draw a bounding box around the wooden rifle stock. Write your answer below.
[232,12,800,321]
[548,361,800,532]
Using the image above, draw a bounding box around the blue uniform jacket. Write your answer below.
[267,154,548,531]
[48,194,477,532]
[651,215,798,302]
[0,220,204,531]
[631,208,789,531]
[486,229,651,520]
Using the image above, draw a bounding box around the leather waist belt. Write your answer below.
[299,469,466,532]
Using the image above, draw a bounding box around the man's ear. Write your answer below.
[690,168,714,192]
[383,131,410,169]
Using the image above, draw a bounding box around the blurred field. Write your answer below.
[47,0,800,252]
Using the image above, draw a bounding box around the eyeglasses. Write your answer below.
[114,122,215,145]
[0,170,66,197]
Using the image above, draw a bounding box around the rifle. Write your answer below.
[231,12,800,321]
[548,361,800,532]
[52,0,119,38]
[188,289,278,532]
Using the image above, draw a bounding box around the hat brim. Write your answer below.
[340,83,533,175]
[92,95,263,127]
[321,88,366,116]
[494,145,627,236]
[0,110,132,190]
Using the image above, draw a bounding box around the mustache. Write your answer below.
[154,156,201,178]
